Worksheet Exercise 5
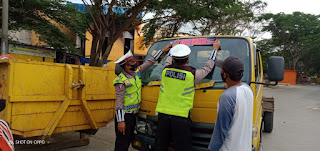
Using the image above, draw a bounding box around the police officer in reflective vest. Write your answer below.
[154,40,221,151]
[113,46,172,151]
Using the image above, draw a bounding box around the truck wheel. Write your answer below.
[263,111,273,133]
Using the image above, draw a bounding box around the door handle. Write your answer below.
[72,80,85,89]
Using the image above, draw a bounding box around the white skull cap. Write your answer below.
[169,44,191,57]
[114,51,134,65]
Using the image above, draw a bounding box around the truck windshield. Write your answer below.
[141,37,251,88]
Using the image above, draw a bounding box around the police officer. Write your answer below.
[113,45,173,151]
[154,40,221,151]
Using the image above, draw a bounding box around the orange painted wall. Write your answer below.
[280,70,297,85]
[134,25,150,55]
[84,30,124,61]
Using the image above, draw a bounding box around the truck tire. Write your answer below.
[263,111,273,133]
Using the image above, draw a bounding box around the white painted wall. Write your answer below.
[8,30,32,45]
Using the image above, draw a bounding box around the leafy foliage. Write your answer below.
[142,0,267,45]
[82,0,152,66]
[259,12,320,74]
[256,39,281,74]
[0,0,87,52]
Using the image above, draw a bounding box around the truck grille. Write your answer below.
[191,122,214,151]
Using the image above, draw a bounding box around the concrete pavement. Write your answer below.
[17,84,320,151]
[262,84,320,151]
[61,122,135,151]
[62,84,320,151]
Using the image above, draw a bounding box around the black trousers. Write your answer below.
[114,113,136,151]
[154,113,192,151]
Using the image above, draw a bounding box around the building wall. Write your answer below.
[85,30,124,62]
[4,16,77,63]
[84,24,151,63]
[132,24,193,56]
[134,25,150,55]
[31,31,47,46]
[84,30,93,58]
[9,30,32,45]
[280,70,297,85]
[5,29,56,63]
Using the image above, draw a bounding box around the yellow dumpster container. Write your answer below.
[0,59,116,138]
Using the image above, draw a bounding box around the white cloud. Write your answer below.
[265,0,320,15]
[68,0,85,4]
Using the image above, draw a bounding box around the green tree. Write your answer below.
[81,0,152,66]
[194,0,266,37]
[1,0,87,52]
[256,39,281,74]
[299,45,320,76]
[142,0,267,45]
[259,12,320,71]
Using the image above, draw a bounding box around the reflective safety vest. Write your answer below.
[113,69,142,112]
[156,68,195,118]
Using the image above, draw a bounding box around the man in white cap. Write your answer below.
[113,41,176,151]
[154,40,221,151]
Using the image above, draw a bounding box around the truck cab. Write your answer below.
[132,35,284,151]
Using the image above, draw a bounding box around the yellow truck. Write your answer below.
[132,35,284,151]
[0,59,116,142]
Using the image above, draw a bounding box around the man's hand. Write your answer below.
[118,122,126,135]
[209,40,220,60]
[172,39,180,47]
[162,44,172,53]
[162,39,180,53]
[213,40,221,50]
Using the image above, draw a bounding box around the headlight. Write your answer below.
[136,120,147,134]
[136,114,157,136]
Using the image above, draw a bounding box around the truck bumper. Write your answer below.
[134,134,257,151]
[133,134,210,151]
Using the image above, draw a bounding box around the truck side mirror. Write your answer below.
[267,56,284,82]
[115,63,123,76]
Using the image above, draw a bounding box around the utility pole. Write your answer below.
[1,0,9,55]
